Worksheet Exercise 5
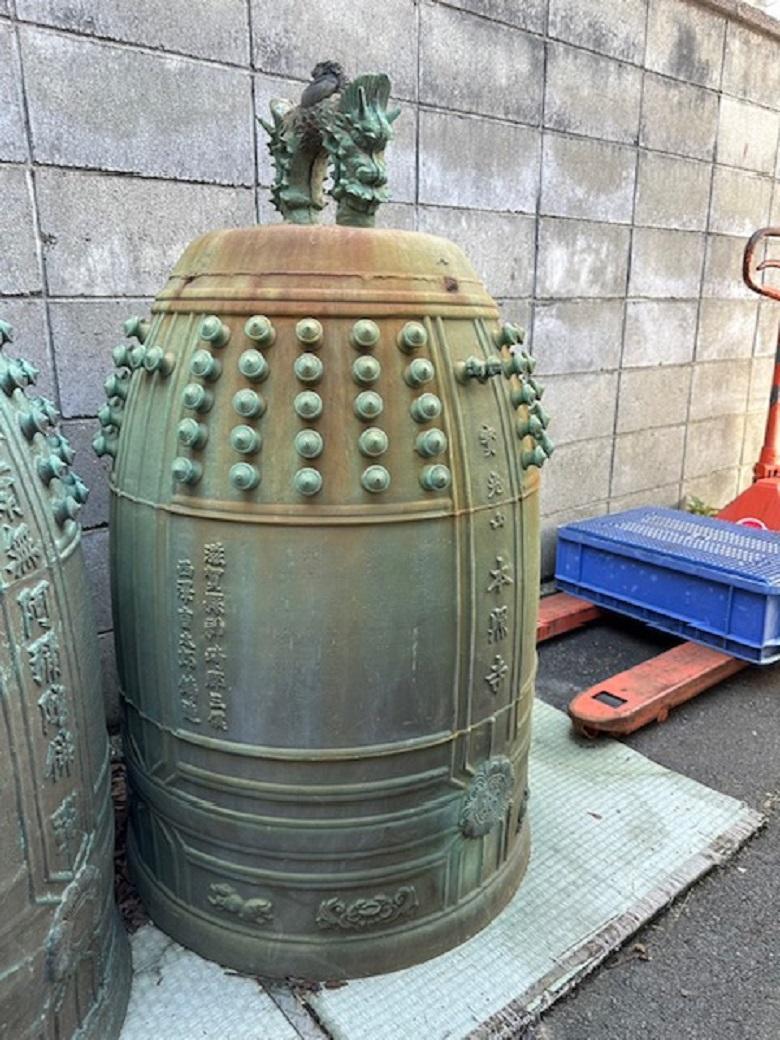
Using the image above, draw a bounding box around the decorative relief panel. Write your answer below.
[316,886,419,931]
[208,882,273,926]
[460,756,515,839]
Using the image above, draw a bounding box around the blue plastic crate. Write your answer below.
[555,507,780,664]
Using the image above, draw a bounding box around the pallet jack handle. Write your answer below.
[743,226,780,301]
[743,227,780,480]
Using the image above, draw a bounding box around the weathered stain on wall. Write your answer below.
[1,0,780,720]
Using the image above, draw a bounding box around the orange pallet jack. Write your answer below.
[547,227,780,737]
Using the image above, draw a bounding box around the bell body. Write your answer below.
[0,351,131,1038]
[109,224,542,978]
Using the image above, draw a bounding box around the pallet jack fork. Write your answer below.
[555,227,780,737]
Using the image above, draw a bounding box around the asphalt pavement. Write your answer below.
[532,616,780,1040]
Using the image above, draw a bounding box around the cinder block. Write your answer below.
[634,152,711,231]
[0,24,26,162]
[376,203,416,231]
[15,0,249,63]
[616,365,692,433]
[701,234,754,299]
[417,207,535,298]
[749,355,774,411]
[544,42,642,144]
[0,166,40,294]
[611,425,686,497]
[755,300,779,357]
[681,468,739,510]
[99,632,121,730]
[37,169,255,296]
[420,3,542,124]
[533,299,624,374]
[723,22,780,110]
[62,419,112,530]
[536,218,630,298]
[696,299,758,361]
[419,110,540,212]
[21,27,254,186]
[709,167,772,237]
[540,501,610,578]
[548,0,646,63]
[81,527,112,633]
[49,298,151,417]
[717,96,780,175]
[542,371,618,445]
[251,0,418,101]
[623,301,698,368]
[742,410,766,465]
[629,228,705,299]
[640,74,718,161]
[688,359,750,421]
[540,436,613,514]
[0,299,55,399]
[738,464,754,493]
[684,414,745,478]
[609,482,682,513]
[540,133,635,224]
[433,0,546,34]
[384,103,416,205]
[645,0,725,89]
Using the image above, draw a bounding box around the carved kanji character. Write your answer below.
[3,523,41,580]
[486,555,513,594]
[38,683,68,735]
[484,654,508,694]
[486,471,505,499]
[488,606,508,644]
[28,630,62,686]
[45,729,75,782]
[203,542,226,568]
[478,423,498,458]
[176,559,195,580]
[18,580,51,639]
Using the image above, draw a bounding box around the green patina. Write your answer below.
[259,61,400,228]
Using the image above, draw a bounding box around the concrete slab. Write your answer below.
[120,924,299,1040]
[119,699,761,1039]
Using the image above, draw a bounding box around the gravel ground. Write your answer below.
[533,617,780,1040]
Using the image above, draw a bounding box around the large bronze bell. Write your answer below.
[0,319,131,1039]
[96,66,552,980]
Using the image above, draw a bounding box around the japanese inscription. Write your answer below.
[38,684,68,735]
[18,579,51,639]
[203,542,228,732]
[0,440,78,792]
[45,729,75,782]
[477,413,513,700]
[486,471,505,499]
[478,423,497,458]
[486,555,513,594]
[3,522,41,580]
[176,558,200,724]
[0,462,22,522]
[52,792,79,863]
[27,630,62,687]
[487,606,508,644]
[484,653,508,695]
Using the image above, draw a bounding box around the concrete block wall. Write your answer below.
[2,0,780,721]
